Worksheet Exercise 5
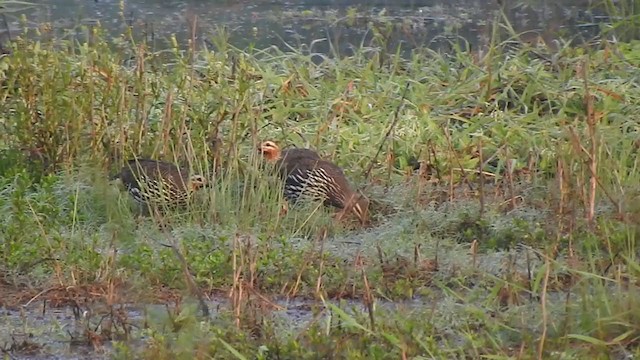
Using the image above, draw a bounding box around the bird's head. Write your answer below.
[188,174,208,190]
[258,140,281,162]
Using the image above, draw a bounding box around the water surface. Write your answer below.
[1,0,607,55]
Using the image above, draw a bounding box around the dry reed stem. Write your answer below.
[288,251,310,299]
[505,149,517,211]
[556,157,567,255]
[581,58,598,227]
[478,138,485,217]
[471,240,478,269]
[362,82,410,182]
[442,122,474,197]
[386,137,394,188]
[134,45,147,155]
[230,234,243,329]
[565,125,619,219]
[537,254,551,360]
[315,227,328,296]
[361,267,375,331]
[525,248,534,301]
[160,89,173,158]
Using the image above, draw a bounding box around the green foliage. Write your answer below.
[1,12,640,360]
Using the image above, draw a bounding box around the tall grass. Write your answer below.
[1,10,640,359]
[599,0,640,41]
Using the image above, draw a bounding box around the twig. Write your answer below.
[246,287,285,311]
[160,241,210,318]
[376,244,385,266]
[481,142,506,169]
[292,129,310,147]
[362,82,411,181]
[601,250,621,277]
[241,122,273,142]
[24,287,56,308]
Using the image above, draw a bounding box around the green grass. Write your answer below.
[2,8,640,359]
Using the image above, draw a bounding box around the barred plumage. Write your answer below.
[114,159,207,209]
[259,140,369,224]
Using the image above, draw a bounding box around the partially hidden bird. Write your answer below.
[113,158,208,210]
[258,140,369,225]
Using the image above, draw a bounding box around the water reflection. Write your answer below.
[1,0,606,55]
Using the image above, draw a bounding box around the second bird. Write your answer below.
[114,159,208,211]
[259,140,369,224]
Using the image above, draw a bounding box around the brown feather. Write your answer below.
[115,159,206,208]
[259,141,369,224]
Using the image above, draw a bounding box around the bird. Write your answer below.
[258,140,370,225]
[113,158,208,210]
[260,140,321,163]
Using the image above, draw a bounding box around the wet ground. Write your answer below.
[0,205,551,359]
[0,0,621,358]
[0,295,432,359]
[1,0,607,55]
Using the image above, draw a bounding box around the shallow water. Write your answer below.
[1,0,607,55]
[0,295,431,359]
[1,305,113,359]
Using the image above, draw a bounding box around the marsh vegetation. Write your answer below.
[1,0,640,359]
